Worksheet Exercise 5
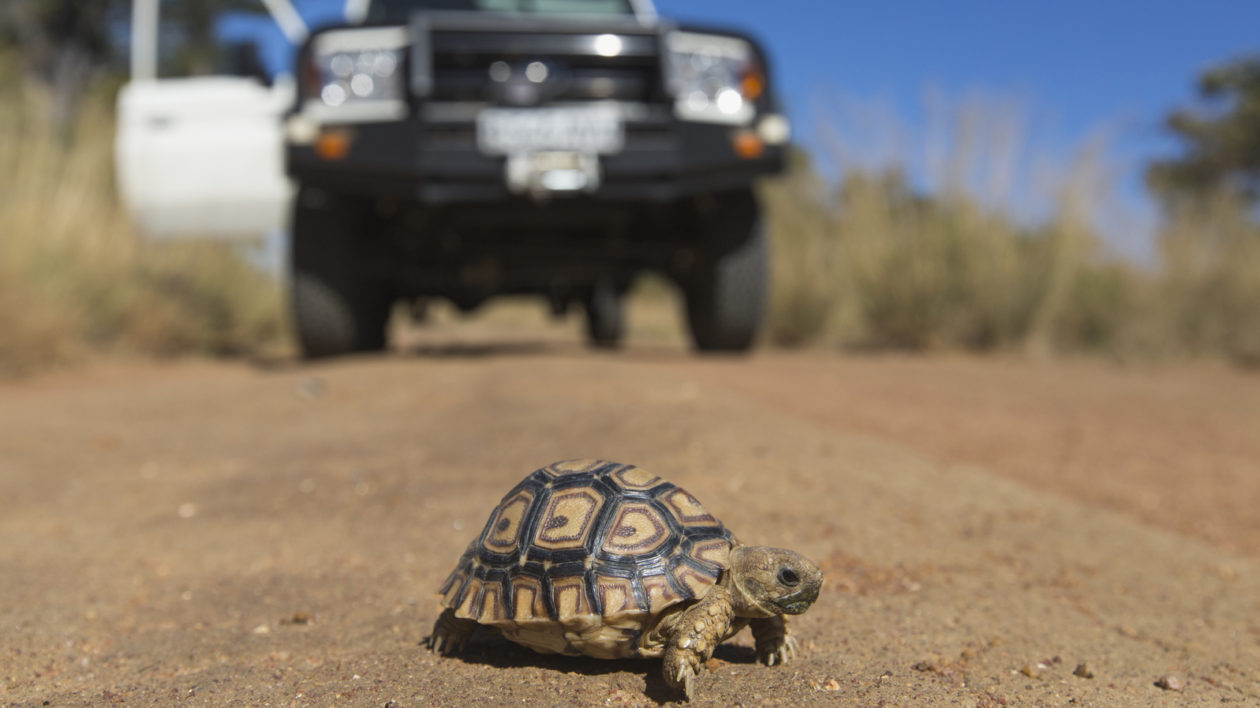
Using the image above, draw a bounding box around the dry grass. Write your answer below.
[761,151,852,347]
[762,96,1260,367]
[0,76,285,376]
[1155,197,1260,365]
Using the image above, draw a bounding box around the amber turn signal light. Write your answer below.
[733,130,765,159]
[740,71,765,100]
[315,129,354,160]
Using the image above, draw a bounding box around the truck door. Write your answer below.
[115,76,294,240]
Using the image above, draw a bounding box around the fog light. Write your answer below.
[757,114,791,145]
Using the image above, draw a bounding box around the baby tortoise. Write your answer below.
[426,459,823,699]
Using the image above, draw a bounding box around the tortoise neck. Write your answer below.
[722,566,777,618]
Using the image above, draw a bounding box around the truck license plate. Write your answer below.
[477,106,623,155]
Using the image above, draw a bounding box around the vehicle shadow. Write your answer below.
[246,339,568,370]
[440,629,758,704]
[399,341,703,361]
[398,340,563,359]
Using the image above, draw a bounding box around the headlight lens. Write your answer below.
[318,49,401,105]
[304,27,408,121]
[666,32,762,125]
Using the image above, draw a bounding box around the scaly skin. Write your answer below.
[661,587,737,700]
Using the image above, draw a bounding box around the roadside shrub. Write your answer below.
[0,78,285,375]
[761,150,852,346]
[1155,197,1260,366]
[761,95,1260,364]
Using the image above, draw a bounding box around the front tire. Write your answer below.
[684,189,767,352]
[290,188,392,359]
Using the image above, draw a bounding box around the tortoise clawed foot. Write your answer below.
[752,615,801,667]
[667,660,698,701]
[758,634,798,666]
[424,628,467,656]
[663,647,703,701]
[423,632,454,656]
[427,608,474,656]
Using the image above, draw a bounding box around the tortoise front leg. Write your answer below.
[750,615,799,666]
[425,608,477,656]
[661,589,736,700]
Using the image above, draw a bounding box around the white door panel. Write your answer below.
[115,76,294,240]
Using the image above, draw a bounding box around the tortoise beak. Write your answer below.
[774,581,820,615]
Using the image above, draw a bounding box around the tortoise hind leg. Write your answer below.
[426,608,477,656]
[661,588,736,700]
[750,615,799,666]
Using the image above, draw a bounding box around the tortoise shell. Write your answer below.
[437,459,736,658]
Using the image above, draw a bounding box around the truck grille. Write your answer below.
[421,29,663,105]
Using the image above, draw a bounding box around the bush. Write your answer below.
[0,81,285,376]
[1155,198,1260,365]
[760,99,1260,365]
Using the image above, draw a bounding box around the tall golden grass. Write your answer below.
[0,75,285,375]
[762,97,1260,367]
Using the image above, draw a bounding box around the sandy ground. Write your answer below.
[2,312,1259,706]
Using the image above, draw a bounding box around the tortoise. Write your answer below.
[425,459,823,699]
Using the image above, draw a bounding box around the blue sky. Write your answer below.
[224,0,1260,258]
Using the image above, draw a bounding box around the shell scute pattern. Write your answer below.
[440,460,735,632]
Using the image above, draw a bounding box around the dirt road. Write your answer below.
[2,318,1258,706]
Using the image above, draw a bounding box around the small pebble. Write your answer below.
[1073,663,1094,679]
[1155,675,1183,691]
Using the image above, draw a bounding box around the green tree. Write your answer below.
[1147,55,1260,208]
[0,0,270,129]
[159,0,265,77]
[0,0,126,128]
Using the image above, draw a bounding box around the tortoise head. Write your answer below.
[726,546,823,617]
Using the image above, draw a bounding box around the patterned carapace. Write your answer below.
[438,459,736,625]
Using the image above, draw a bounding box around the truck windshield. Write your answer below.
[367,0,635,21]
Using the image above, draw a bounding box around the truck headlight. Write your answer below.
[665,31,762,125]
[303,27,408,122]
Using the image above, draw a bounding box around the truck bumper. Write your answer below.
[286,106,785,204]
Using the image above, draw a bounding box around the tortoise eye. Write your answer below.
[777,567,800,587]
